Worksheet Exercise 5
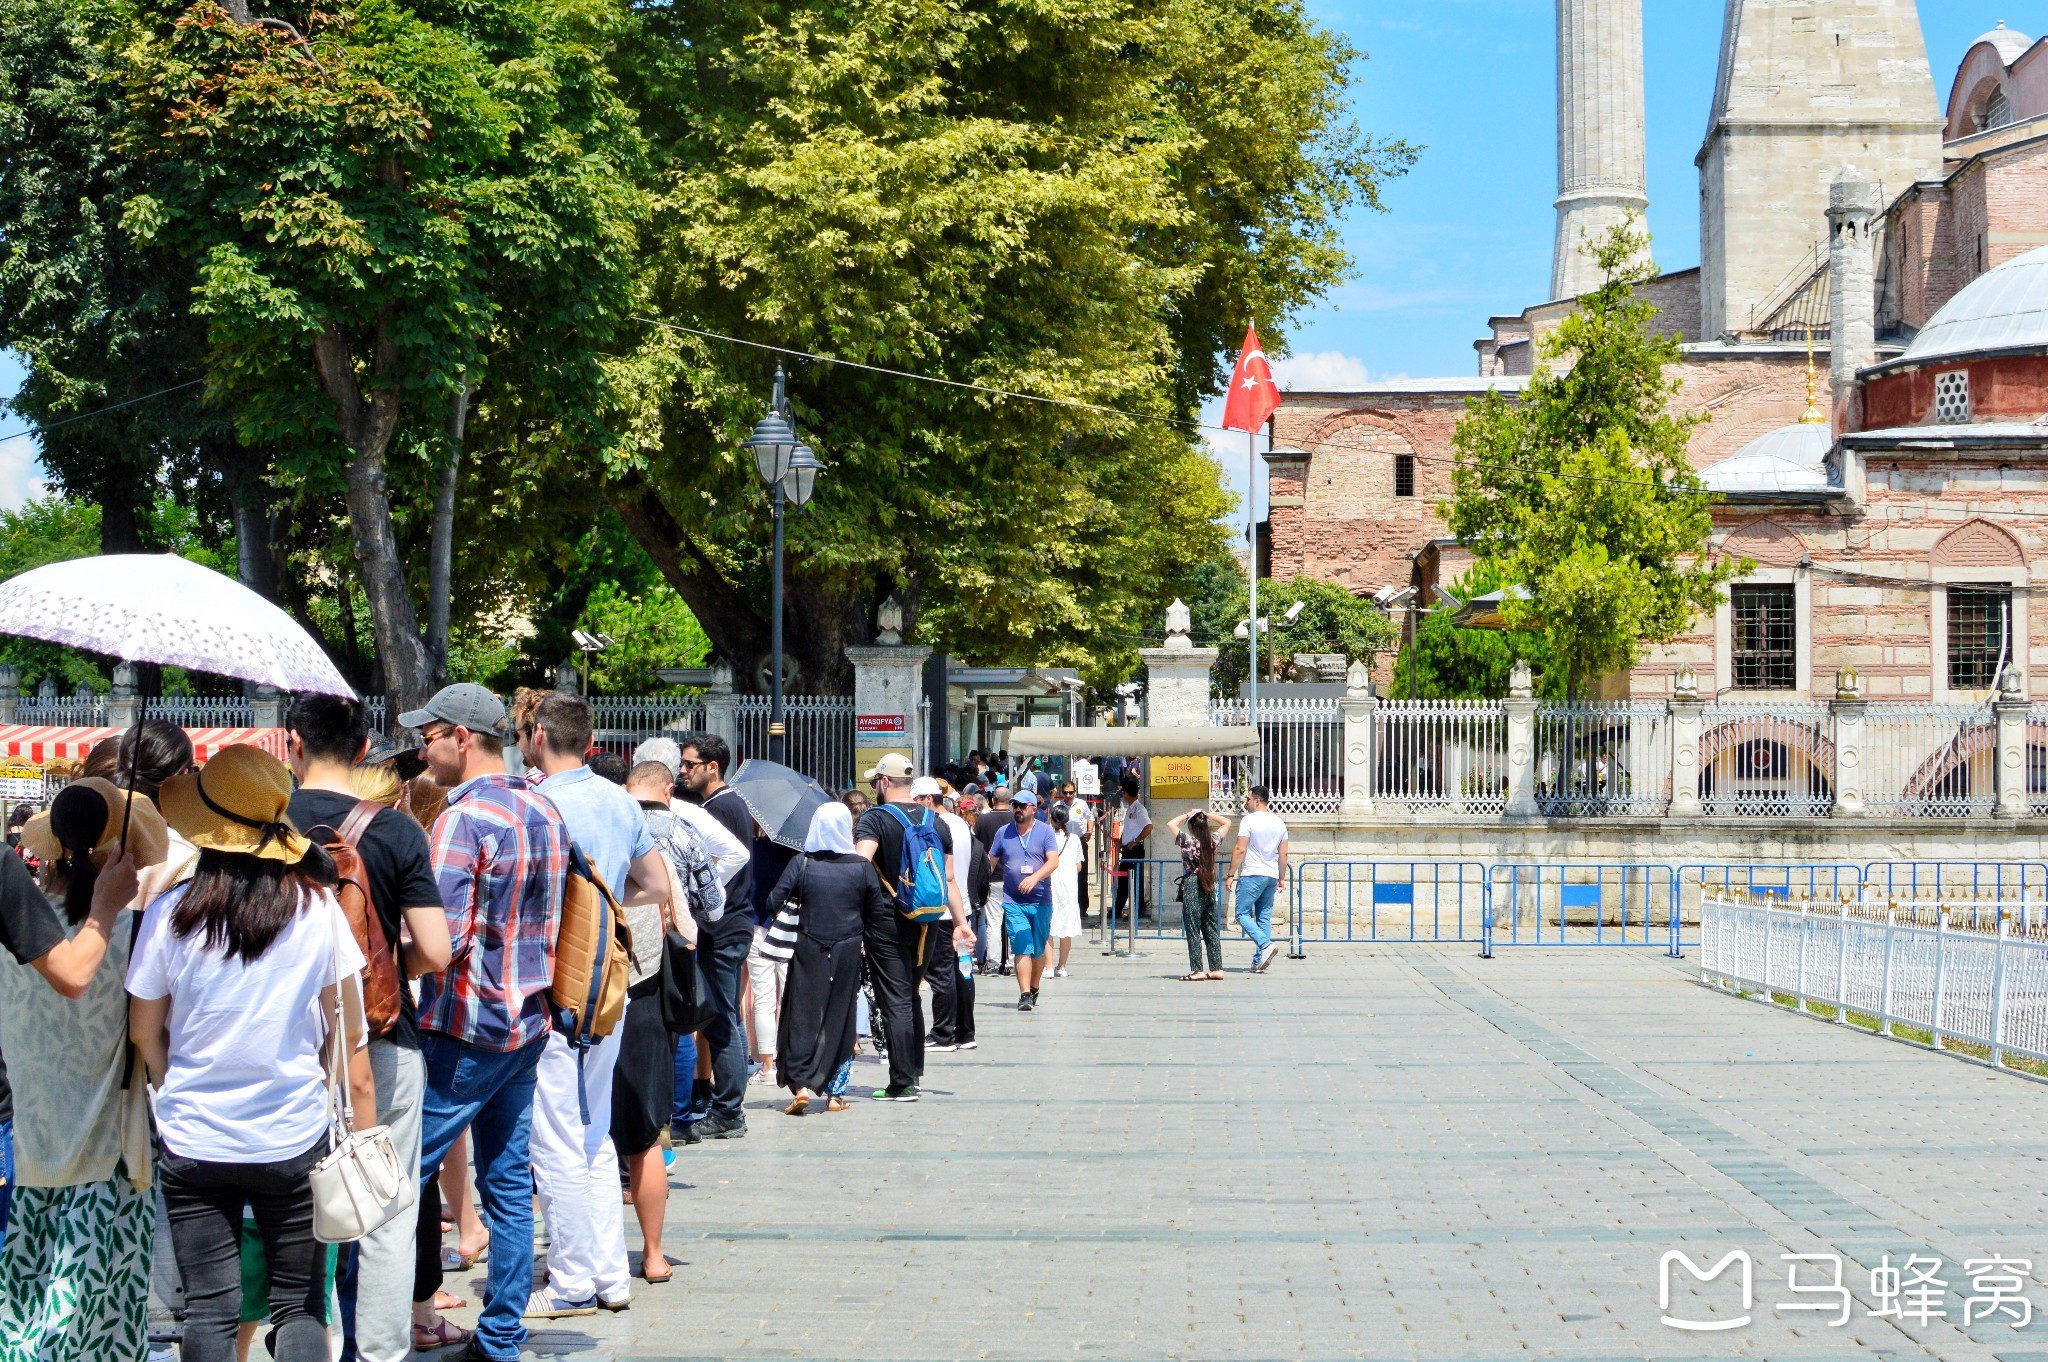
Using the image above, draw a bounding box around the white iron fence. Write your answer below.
[1700,892,2048,1068]
[1698,701,1833,817]
[1209,698,1343,814]
[1858,703,1995,817]
[1373,700,1508,815]
[1531,702,1673,816]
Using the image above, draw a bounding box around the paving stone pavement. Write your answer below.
[465,945,2048,1361]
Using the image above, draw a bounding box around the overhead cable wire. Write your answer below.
[0,379,205,444]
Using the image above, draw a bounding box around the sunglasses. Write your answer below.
[420,725,460,747]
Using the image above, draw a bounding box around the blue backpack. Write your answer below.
[880,803,951,923]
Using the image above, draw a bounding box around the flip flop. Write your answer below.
[413,1319,472,1352]
[440,1244,489,1272]
[640,1261,674,1285]
[784,1089,813,1116]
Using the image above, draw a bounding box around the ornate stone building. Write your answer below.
[1267,9,2048,705]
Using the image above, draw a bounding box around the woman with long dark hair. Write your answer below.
[766,802,890,1116]
[127,745,377,1362]
[1167,808,1231,981]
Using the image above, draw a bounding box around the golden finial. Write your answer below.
[1800,323,1826,424]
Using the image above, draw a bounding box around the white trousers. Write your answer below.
[748,926,789,1057]
[530,1029,627,1302]
[354,1041,424,1362]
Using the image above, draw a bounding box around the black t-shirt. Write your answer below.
[856,802,958,903]
[289,790,443,1051]
[0,847,63,1122]
[701,787,757,912]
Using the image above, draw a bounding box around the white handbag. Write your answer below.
[309,900,416,1244]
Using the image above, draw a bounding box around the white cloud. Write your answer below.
[1272,350,1375,392]
[0,434,46,512]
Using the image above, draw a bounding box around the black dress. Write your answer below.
[768,851,890,1095]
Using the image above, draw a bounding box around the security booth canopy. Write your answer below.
[1003,726,1257,758]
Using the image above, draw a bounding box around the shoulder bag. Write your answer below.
[310,896,417,1244]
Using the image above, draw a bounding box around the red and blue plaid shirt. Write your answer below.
[419,772,568,1051]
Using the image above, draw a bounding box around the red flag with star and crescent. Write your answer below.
[1221,324,1282,433]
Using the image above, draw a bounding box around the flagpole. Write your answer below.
[1247,424,1259,790]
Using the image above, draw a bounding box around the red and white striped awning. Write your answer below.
[0,725,289,765]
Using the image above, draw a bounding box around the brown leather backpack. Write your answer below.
[308,801,403,1041]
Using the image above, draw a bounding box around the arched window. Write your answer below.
[1983,85,2014,131]
[1394,452,1416,498]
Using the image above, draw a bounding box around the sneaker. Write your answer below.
[671,1120,703,1146]
[696,1113,747,1140]
[925,1038,958,1052]
[871,1084,921,1102]
[1029,988,1041,1006]
[523,1288,597,1319]
[1053,967,1068,978]
[597,1289,631,1313]
[749,1065,777,1086]
[1017,994,1034,1012]
[1254,942,1281,973]
[957,1038,978,1050]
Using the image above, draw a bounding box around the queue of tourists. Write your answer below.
[0,696,1288,1362]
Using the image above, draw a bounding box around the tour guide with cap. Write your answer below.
[987,789,1061,1013]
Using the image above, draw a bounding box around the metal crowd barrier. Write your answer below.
[1483,863,1681,956]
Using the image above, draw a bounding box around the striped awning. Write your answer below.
[0,725,289,765]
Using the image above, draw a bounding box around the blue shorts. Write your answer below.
[1004,899,1054,958]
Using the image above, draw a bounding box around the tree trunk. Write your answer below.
[610,475,775,682]
[311,320,435,714]
[226,462,276,601]
[99,491,143,555]
[425,381,469,685]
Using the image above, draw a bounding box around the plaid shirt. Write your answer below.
[418,773,568,1052]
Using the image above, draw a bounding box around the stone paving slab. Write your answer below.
[459,945,2048,1360]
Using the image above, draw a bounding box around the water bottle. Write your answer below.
[958,942,974,980]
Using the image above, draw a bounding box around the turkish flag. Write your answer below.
[1220,324,1282,433]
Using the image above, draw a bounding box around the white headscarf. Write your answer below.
[804,801,857,856]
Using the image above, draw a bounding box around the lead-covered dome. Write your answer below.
[1899,243,2048,368]
[1975,21,2033,65]
[1699,422,1835,497]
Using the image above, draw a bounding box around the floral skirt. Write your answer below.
[0,1177,151,1362]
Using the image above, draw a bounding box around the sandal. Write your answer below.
[825,1096,849,1113]
[413,1319,472,1352]
[783,1089,813,1116]
[431,1289,468,1312]
[440,1244,488,1272]
[640,1260,674,1285]
[1180,972,1206,982]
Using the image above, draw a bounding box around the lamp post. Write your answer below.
[746,365,823,765]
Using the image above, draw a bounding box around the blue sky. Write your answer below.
[0,3,2008,526]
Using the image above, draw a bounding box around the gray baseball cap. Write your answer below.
[397,683,508,738]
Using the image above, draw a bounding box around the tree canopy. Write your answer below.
[1445,223,1742,698]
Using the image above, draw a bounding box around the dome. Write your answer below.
[1975,21,2034,65]
[1700,423,1836,497]
[1899,243,2048,368]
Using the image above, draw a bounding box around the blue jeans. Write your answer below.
[417,1033,547,1362]
[0,1116,13,1254]
[1235,876,1277,958]
[670,1032,698,1125]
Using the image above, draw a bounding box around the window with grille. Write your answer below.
[1731,584,1798,689]
[1393,453,1416,498]
[1933,370,1972,424]
[1948,586,2012,690]
[1985,86,2015,131]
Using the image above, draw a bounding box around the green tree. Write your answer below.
[121,0,646,710]
[607,0,1414,690]
[1446,222,1742,698]
[1389,567,1560,701]
[1209,575,1397,694]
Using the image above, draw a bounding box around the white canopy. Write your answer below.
[1003,726,1258,758]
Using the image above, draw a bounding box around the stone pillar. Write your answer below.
[0,666,20,726]
[1503,661,1539,818]
[1828,173,1880,420]
[701,660,740,750]
[1830,667,1869,817]
[1339,661,1377,817]
[1995,666,2031,820]
[106,663,139,731]
[1552,0,1648,300]
[1138,599,1217,853]
[847,642,932,776]
[1668,665,1704,818]
[250,684,285,730]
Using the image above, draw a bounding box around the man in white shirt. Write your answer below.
[1225,786,1289,975]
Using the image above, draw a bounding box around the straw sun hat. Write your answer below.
[158,743,311,864]
[21,777,170,871]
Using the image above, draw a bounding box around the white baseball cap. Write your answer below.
[910,776,942,798]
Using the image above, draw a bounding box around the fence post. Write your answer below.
[1338,662,1376,818]
[701,661,740,751]
[250,685,285,730]
[1830,668,1868,817]
[846,641,930,778]
[1480,874,1494,959]
[1931,910,1950,1050]
[1879,906,1896,1036]
[1833,898,1850,1022]
[1991,909,2011,1067]
[1994,667,2030,819]
[0,666,18,726]
[1503,662,1538,818]
[1668,671,1704,817]
[1795,901,1810,1012]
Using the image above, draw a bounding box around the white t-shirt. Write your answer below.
[939,810,973,914]
[1062,800,1094,840]
[672,797,750,884]
[1236,810,1289,880]
[127,885,366,1163]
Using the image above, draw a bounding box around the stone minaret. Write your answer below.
[1697,0,1943,340]
[1827,173,1880,412]
[1552,0,1649,301]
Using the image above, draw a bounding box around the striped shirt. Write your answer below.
[418,773,568,1052]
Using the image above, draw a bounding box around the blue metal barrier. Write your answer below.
[1485,863,1682,955]
[1684,862,1865,900]
[1288,861,1489,949]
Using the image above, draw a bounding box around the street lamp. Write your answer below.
[746,364,822,764]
